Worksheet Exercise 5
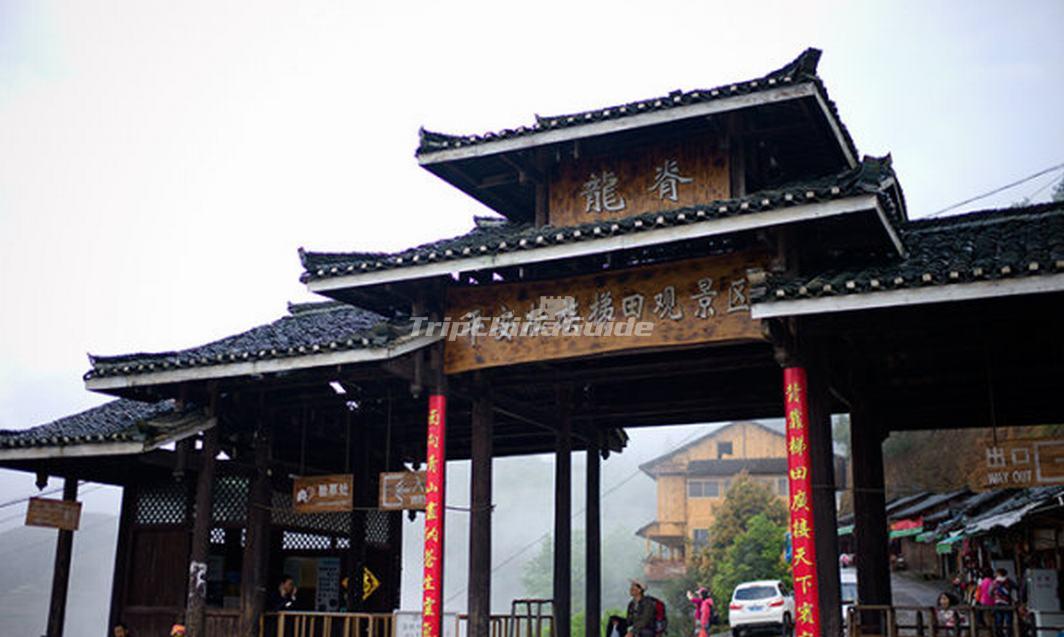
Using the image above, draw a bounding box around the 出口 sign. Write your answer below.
[379,471,427,510]
[970,437,1064,491]
[293,474,353,514]
[548,131,729,227]
[25,497,82,531]
[442,251,768,374]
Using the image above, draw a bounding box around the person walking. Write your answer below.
[626,580,656,637]
[991,569,1016,637]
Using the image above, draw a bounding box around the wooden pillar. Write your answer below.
[46,478,78,637]
[349,418,370,612]
[851,408,892,605]
[469,385,494,637]
[240,429,272,637]
[807,370,842,637]
[553,392,572,637]
[586,439,601,637]
[186,428,220,637]
[108,484,136,631]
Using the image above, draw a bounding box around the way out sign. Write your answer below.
[379,471,427,510]
[293,474,353,514]
[971,438,1064,490]
[26,497,82,531]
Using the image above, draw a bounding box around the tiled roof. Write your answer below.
[758,201,1064,303]
[687,457,788,476]
[85,301,409,380]
[417,48,859,164]
[0,399,178,449]
[301,156,900,283]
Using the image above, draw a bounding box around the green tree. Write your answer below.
[688,473,790,622]
[709,513,789,620]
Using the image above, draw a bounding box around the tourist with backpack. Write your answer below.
[991,569,1016,637]
[627,580,668,637]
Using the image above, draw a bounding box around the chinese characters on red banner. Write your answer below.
[784,367,821,637]
[421,395,447,637]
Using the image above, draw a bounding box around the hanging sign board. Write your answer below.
[379,471,428,510]
[25,497,82,531]
[548,131,730,227]
[970,437,1064,491]
[293,474,353,514]
[443,251,768,374]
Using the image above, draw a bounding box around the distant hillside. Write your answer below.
[0,512,118,637]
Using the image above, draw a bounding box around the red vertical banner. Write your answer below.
[783,367,821,637]
[421,394,447,637]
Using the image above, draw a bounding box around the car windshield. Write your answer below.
[841,582,857,603]
[735,585,778,601]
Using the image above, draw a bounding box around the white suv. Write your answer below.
[729,580,795,637]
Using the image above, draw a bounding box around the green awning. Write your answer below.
[915,531,938,543]
[890,525,924,539]
[936,533,965,555]
[838,524,854,536]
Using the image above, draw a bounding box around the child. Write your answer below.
[936,593,959,637]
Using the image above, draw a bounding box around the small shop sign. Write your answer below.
[25,497,82,531]
[293,474,354,513]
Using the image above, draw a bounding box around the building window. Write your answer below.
[777,477,789,495]
[688,479,721,498]
[693,529,709,548]
[717,441,734,458]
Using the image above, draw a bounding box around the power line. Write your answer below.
[927,161,1064,218]
[0,484,107,526]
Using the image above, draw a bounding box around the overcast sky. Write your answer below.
[1,0,1062,556]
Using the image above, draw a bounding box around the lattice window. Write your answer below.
[365,510,390,547]
[135,482,188,525]
[210,527,226,545]
[211,475,249,525]
[271,491,350,536]
[337,537,350,549]
[283,531,332,551]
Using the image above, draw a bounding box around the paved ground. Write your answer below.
[892,573,950,607]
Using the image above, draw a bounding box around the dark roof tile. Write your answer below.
[0,399,177,448]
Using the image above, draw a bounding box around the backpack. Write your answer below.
[647,596,668,636]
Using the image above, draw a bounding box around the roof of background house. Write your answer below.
[84,301,421,384]
[301,155,901,284]
[889,489,970,520]
[416,48,858,163]
[757,201,1064,306]
[638,421,784,475]
[687,457,789,476]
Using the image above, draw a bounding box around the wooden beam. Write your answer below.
[585,440,601,637]
[108,484,136,631]
[468,383,493,637]
[239,428,272,637]
[850,407,891,606]
[186,428,220,637]
[553,387,572,637]
[807,367,842,637]
[46,478,78,637]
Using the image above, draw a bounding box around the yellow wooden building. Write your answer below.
[637,421,791,580]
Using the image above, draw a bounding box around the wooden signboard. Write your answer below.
[444,251,768,374]
[548,131,729,227]
[25,497,82,531]
[293,474,353,514]
[970,437,1064,491]
[379,471,428,510]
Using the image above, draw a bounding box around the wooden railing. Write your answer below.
[847,605,1064,637]
[260,611,394,637]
